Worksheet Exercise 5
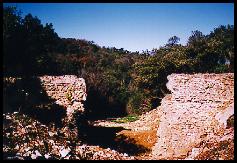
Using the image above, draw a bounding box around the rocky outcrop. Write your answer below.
[152,73,234,160]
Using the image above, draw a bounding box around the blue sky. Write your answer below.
[4,3,234,52]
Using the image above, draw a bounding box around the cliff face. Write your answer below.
[152,73,234,160]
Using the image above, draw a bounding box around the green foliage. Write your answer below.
[186,25,234,73]
[126,90,148,115]
[213,64,229,73]
[111,114,139,123]
[166,36,180,47]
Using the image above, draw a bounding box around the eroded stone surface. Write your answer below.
[39,75,87,120]
[152,73,234,160]
[39,75,86,107]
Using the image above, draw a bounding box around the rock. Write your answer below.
[186,148,200,159]
[152,73,234,160]
[6,115,11,120]
[31,154,37,159]
[124,153,128,157]
[24,147,31,152]
[44,153,50,159]
[48,131,55,137]
[59,147,71,158]
[14,145,20,150]
[35,150,42,157]
[215,103,234,128]
[23,151,32,157]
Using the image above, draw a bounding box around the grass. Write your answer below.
[111,115,139,123]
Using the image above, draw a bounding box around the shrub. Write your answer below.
[126,90,147,115]
[213,64,229,73]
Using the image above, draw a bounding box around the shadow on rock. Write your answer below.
[3,76,67,128]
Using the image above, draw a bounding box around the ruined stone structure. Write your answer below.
[39,75,87,118]
[152,73,234,160]
[39,75,87,140]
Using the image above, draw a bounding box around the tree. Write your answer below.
[207,25,234,72]
[187,30,205,46]
[185,25,234,73]
[3,6,22,75]
[166,36,180,46]
[3,6,60,76]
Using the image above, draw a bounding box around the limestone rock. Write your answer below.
[152,73,234,160]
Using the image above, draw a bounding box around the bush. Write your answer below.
[213,64,229,73]
[126,90,147,115]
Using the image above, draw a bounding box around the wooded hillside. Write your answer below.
[3,6,234,117]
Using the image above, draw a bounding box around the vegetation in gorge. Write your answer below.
[3,6,234,117]
[111,115,140,123]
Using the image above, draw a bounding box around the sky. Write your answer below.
[4,3,234,52]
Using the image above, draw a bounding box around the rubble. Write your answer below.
[3,112,135,160]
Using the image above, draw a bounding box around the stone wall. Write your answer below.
[39,75,87,118]
[3,75,87,140]
[152,73,234,160]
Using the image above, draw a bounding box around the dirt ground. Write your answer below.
[90,108,161,159]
